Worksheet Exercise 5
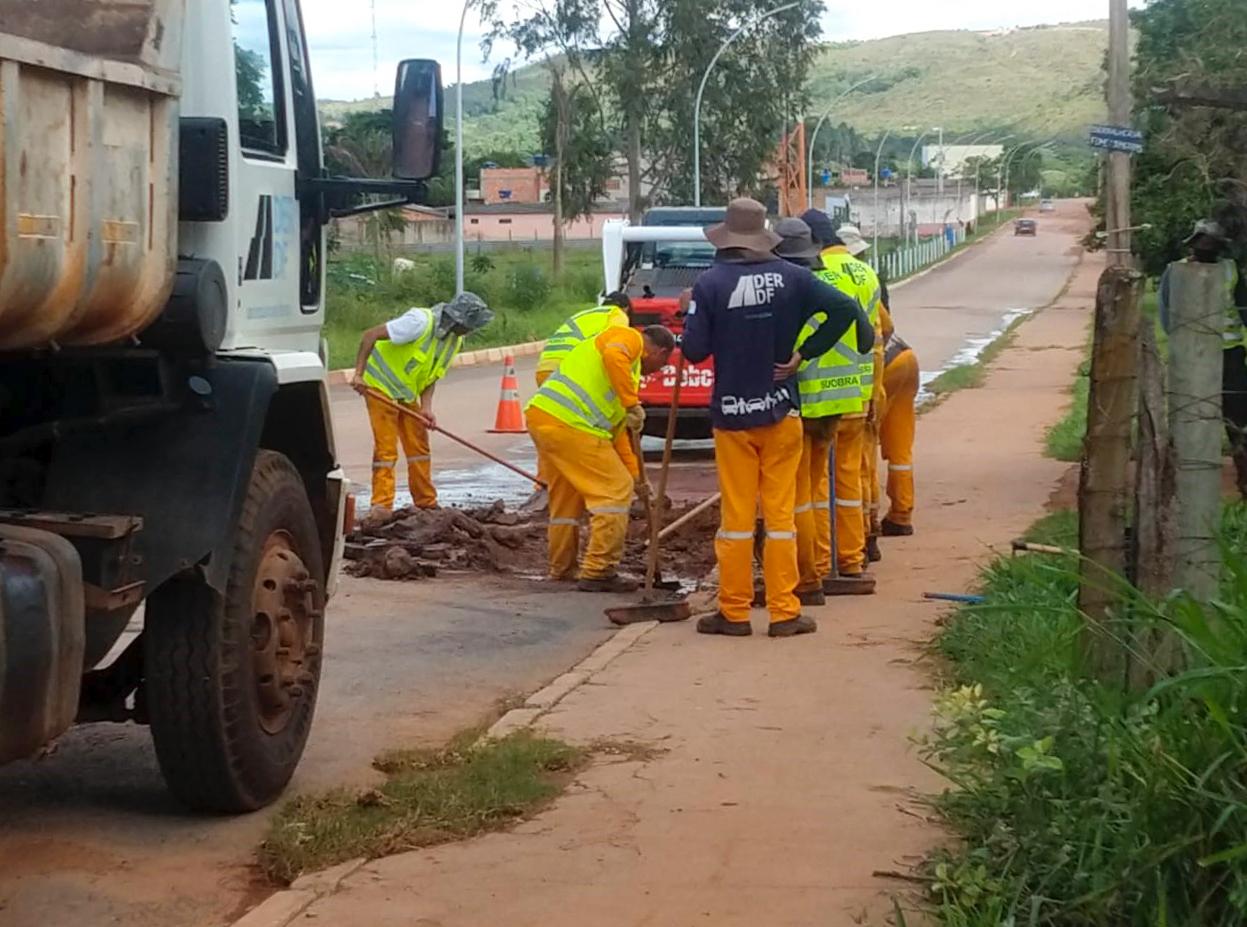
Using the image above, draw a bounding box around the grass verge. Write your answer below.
[259,730,587,884]
[1042,359,1089,461]
[324,248,603,369]
[921,505,1247,926]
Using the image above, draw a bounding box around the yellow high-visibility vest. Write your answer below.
[819,249,883,401]
[362,308,463,402]
[527,334,639,439]
[796,312,863,418]
[537,305,631,374]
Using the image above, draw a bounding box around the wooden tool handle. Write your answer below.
[362,387,544,486]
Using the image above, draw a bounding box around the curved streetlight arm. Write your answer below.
[872,129,892,256]
[693,1,800,207]
[806,74,878,209]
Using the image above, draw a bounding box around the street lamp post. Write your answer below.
[872,129,891,257]
[934,125,944,198]
[806,74,878,209]
[454,0,473,296]
[903,130,931,244]
[693,1,799,207]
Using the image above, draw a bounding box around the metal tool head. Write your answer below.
[604,598,692,626]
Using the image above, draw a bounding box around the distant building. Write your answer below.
[480,167,547,206]
[922,144,1005,176]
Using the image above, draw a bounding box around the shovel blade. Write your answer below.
[604,599,692,626]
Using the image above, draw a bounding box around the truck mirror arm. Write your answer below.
[298,176,430,222]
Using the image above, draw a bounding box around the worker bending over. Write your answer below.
[773,218,873,605]
[354,293,494,514]
[801,212,884,589]
[683,198,862,638]
[532,294,632,492]
[878,332,919,535]
[526,323,675,591]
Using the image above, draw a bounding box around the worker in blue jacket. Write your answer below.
[682,198,868,638]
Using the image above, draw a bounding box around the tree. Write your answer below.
[539,75,613,266]
[1130,0,1247,275]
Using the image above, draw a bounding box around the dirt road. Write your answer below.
[0,203,1089,927]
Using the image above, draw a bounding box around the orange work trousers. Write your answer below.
[713,415,803,624]
[834,416,868,575]
[795,418,835,589]
[880,349,919,526]
[862,383,885,539]
[366,393,436,510]
[527,408,634,580]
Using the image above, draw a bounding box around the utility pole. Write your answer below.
[1105,0,1132,267]
[1077,0,1143,685]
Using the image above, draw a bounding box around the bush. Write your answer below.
[470,252,496,274]
[926,507,1247,926]
[505,263,552,313]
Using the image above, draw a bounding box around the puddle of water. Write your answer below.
[916,306,1034,407]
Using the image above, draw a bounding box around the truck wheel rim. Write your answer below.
[251,531,318,735]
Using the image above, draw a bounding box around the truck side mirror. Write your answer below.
[392,59,443,181]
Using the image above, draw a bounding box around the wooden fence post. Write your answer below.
[1129,322,1180,689]
[1078,265,1144,684]
[1168,261,1225,604]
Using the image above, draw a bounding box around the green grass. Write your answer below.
[1043,360,1089,461]
[259,731,586,885]
[324,248,603,369]
[923,506,1247,926]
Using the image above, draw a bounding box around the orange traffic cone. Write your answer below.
[489,353,525,433]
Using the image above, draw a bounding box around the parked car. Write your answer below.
[1014,218,1038,236]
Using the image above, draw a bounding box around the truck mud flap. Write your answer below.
[0,525,84,763]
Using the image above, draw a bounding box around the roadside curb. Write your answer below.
[229,618,659,927]
[327,339,546,385]
[481,619,658,741]
[232,858,367,927]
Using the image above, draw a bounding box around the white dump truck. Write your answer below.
[0,0,443,811]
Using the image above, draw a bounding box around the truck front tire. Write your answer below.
[145,451,325,812]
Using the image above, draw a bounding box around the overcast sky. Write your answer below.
[301,0,1144,101]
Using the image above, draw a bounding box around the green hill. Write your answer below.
[319,22,1110,155]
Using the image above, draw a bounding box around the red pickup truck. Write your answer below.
[605,207,725,439]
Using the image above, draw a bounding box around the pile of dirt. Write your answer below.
[346,498,721,584]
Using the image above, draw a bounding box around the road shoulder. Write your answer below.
[242,251,1102,927]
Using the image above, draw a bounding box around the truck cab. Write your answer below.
[0,0,443,811]
[608,207,725,440]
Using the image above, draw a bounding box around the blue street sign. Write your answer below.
[1089,124,1144,154]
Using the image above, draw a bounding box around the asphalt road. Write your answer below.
[0,201,1089,927]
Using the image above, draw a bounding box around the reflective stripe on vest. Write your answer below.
[1217,261,1245,351]
[361,308,463,402]
[819,250,883,401]
[796,309,863,418]
[527,335,639,438]
[537,306,630,372]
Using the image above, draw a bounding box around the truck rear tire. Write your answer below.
[145,451,325,812]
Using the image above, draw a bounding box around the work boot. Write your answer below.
[824,572,877,596]
[795,584,826,607]
[577,573,640,593]
[881,519,914,537]
[696,612,753,637]
[769,614,818,638]
[866,536,882,563]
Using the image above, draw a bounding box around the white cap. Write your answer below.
[837,224,869,256]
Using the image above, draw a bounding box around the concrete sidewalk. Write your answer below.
[241,254,1100,927]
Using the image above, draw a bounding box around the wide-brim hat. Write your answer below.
[706,197,782,252]
[1184,218,1229,247]
[773,217,821,261]
[837,224,869,256]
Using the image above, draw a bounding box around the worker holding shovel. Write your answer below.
[352,292,494,516]
[526,322,676,591]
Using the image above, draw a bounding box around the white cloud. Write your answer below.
[302,0,1143,101]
